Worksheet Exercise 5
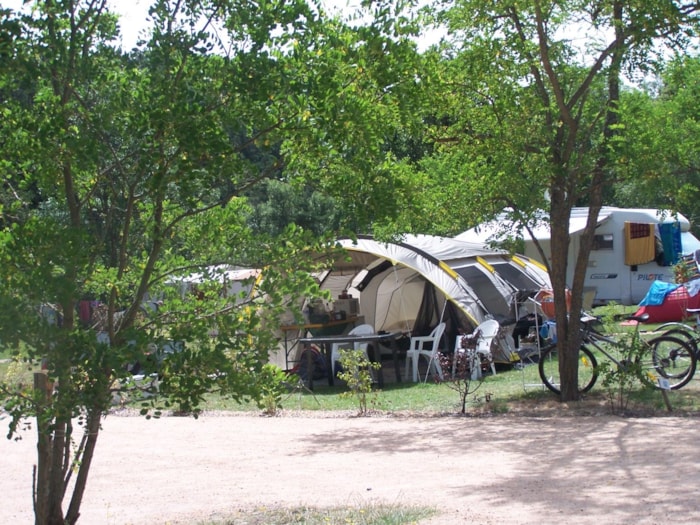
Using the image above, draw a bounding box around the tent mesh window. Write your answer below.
[455,266,510,318]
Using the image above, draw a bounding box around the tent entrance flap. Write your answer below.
[413,281,462,353]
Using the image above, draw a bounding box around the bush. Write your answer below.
[337,349,381,415]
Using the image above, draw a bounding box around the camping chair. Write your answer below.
[331,324,375,377]
[405,322,446,382]
[452,319,500,378]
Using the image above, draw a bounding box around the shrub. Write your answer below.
[337,349,381,415]
[439,343,485,414]
[256,364,288,416]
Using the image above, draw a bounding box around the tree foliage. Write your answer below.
[0,1,423,523]
[614,55,700,230]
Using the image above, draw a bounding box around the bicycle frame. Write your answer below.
[538,313,697,394]
[579,315,657,370]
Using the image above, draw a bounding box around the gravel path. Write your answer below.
[3,410,700,524]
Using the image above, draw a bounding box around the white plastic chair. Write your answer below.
[405,322,446,382]
[452,320,500,377]
[331,324,375,376]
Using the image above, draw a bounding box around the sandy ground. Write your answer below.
[3,409,700,525]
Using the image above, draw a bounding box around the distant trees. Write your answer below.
[245,179,342,236]
[614,55,700,232]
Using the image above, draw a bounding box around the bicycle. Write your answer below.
[656,307,700,356]
[537,313,697,395]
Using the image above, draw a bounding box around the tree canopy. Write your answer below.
[2,1,700,522]
[613,55,700,230]
[0,1,425,523]
[396,0,700,400]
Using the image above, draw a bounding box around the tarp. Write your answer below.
[638,281,680,306]
[168,266,261,301]
[634,283,700,323]
[316,235,552,363]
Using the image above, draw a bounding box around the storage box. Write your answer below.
[333,298,360,316]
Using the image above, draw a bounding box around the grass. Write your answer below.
[4,316,700,418]
[196,502,435,525]
[181,351,700,417]
[4,303,700,418]
[186,357,553,414]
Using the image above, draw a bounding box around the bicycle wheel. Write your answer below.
[647,335,697,390]
[657,321,695,334]
[660,327,698,356]
[538,344,598,395]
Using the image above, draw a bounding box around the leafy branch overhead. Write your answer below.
[0,1,424,523]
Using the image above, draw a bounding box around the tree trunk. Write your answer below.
[33,380,71,525]
[46,421,69,525]
[33,373,52,525]
[33,382,106,524]
[65,408,103,524]
[548,188,581,402]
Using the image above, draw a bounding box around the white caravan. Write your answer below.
[457,207,700,306]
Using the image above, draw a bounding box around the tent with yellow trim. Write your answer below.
[316,235,551,364]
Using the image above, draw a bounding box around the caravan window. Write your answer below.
[592,234,614,250]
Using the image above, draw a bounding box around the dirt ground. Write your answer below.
[3,405,700,525]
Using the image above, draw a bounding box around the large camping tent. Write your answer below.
[311,235,551,364]
[160,240,551,369]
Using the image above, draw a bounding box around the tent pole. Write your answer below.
[394,264,412,334]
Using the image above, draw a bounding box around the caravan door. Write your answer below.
[586,234,624,304]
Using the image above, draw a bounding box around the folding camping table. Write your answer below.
[297,331,403,390]
[280,316,362,370]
